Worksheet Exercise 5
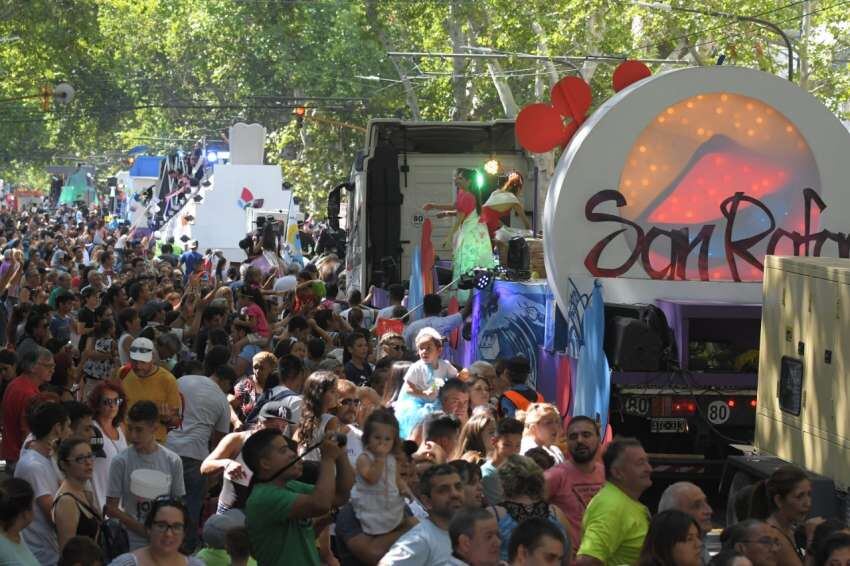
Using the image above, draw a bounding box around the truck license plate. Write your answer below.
[651,418,688,433]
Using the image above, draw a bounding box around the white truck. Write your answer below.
[721,255,850,523]
[342,119,537,293]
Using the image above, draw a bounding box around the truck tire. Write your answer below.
[726,471,755,526]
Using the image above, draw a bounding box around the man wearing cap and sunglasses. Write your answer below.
[121,337,181,443]
[201,400,295,514]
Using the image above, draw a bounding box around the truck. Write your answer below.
[719,255,850,524]
[341,119,537,293]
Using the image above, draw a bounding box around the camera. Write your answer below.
[332,432,347,447]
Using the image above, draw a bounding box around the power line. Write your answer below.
[674,0,850,62]
[630,0,808,55]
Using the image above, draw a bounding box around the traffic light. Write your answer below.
[294,106,306,128]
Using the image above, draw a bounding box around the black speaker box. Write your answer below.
[507,237,529,271]
[604,316,663,371]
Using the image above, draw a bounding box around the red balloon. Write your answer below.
[613,60,652,92]
[551,76,592,121]
[516,103,568,153]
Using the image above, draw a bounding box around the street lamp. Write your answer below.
[635,2,794,81]
[0,82,75,110]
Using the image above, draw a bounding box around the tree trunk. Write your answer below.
[447,2,471,120]
[528,23,558,228]
[532,21,560,88]
[365,0,421,120]
[466,19,518,118]
[799,0,812,89]
[581,9,606,82]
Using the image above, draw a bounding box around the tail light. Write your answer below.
[749,398,757,408]
[672,398,697,415]
[727,399,737,408]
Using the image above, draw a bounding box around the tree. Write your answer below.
[0,1,848,215]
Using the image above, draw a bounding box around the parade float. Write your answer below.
[369,62,850,484]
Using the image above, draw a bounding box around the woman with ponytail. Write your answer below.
[747,465,822,566]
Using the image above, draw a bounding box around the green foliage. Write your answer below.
[0,1,848,214]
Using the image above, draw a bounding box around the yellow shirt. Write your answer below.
[122,366,181,442]
[577,482,650,566]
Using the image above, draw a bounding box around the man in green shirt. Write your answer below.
[242,428,354,566]
[575,437,653,566]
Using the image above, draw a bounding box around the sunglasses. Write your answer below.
[129,347,153,354]
[101,397,123,407]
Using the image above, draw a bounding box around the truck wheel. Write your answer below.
[726,471,755,526]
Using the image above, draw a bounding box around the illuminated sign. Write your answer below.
[544,67,850,309]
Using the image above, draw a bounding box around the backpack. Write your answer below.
[98,517,130,561]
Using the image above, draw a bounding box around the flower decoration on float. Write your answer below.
[515,60,652,154]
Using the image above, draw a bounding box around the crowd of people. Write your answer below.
[0,203,848,566]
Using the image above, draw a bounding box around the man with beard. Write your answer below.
[335,379,363,465]
[544,416,605,556]
[379,464,466,565]
[575,437,652,566]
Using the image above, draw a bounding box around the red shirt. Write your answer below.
[544,460,605,552]
[1,376,40,462]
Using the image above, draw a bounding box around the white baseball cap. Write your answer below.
[129,337,155,362]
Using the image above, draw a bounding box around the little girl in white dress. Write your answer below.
[351,409,409,535]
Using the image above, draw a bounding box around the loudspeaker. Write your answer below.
[507,237,529,271]
[604,316,663,371]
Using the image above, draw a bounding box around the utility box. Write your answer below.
[757,255,850,491]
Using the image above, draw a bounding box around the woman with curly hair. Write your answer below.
[294,370,341,462]
[293,370,343,565]
[451,411,496,462]
[494,454,570,561]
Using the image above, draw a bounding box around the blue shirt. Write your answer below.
[179,250,203,281]
[50,313,72,344]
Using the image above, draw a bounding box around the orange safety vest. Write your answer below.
[502,389,544,412]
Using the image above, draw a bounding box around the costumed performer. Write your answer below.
[423,168,495,302]
[480,170,531,239]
